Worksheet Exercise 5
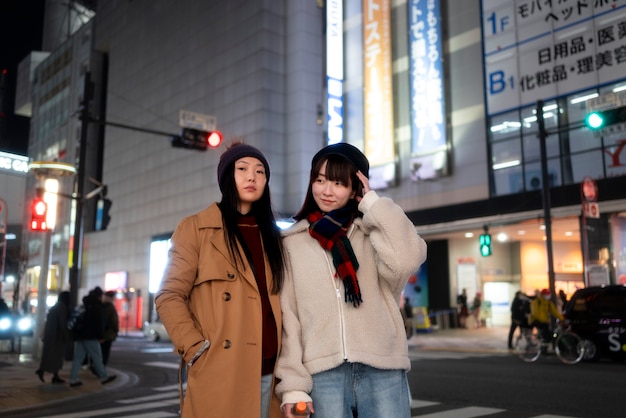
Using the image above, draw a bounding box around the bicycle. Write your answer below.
[514,321,585,364]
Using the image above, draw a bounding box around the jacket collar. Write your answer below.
[196,202,226,229]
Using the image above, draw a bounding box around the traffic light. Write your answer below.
[95,198,112,231]
[30,197,48,231]
[479,233,492,257]
[171,128,223,151]
[584,106,626,130]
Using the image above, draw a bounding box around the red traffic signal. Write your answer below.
[30,198,48,231]
[206,131,223,148]
[171,128,223,151]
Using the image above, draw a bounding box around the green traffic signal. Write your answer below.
[585,106,626,130]
[585,112,604,129]
[479,233,492,257]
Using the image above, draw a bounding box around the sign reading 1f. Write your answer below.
[485,11,511,35]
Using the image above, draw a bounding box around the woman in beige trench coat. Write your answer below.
[156,143,286,418]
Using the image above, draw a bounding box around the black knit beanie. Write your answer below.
[312,143,369,177]
[217,143,270,192]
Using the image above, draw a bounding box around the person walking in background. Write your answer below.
[403,297,415,338]
[35,291,71,384]
[275,143,427,418]
[155,142,286,418]
[101,291,119,366]
[68,287,117,387]
[507,291,530,349]
[471,292,482,328]
[557,289,568,313]
[457,288,469,328]
[0,298,9,314]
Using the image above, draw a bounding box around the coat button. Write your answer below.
[227,273,235,279]
[223,340,232,349]
[222,292,231,301]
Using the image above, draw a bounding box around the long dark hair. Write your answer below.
[293,154,362,221]
[217,161,285,293]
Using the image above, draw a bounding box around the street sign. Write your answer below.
[582,202,599,219]
[581,177,598,203]
[179,110,216,132]
[587,91,626,112]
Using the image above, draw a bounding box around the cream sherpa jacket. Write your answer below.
[275,191,427,406]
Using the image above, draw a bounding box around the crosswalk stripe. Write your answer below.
[40,399,180,418]
[143,361,180,369]
[411,399,440,408]
[412,406,505,418]
[141,348,176,354]
[116,392,180,404]
[153,384,180,392]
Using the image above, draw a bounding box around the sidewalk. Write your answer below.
[408,325,512,354]
[0,326,512,414]
[0,333,141,415]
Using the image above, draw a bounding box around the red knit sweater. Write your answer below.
[237,214,277,375]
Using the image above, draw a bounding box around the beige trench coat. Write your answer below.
[155,203,282,418]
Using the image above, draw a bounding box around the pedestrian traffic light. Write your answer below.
[171,128,223,151]
[479,233,492,257]
[30,197,48,231]
[95,198,112,231]
[584,106,626,130]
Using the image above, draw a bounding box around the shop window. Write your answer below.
[489,111,521,142]
[492,138,522,170]
[567,151,605,181]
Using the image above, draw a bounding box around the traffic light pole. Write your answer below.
[32,228,52,358]
[536,100,557,300]
[68,73,92,309]
[0,197,7,295]
[68,73,183,308]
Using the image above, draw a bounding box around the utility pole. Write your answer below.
[68,73,92,308]
[66,72,191,308]
[536,100,556,300]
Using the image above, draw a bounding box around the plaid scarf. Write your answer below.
[308,207,362,307]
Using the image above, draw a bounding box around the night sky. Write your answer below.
[0,0,45,156]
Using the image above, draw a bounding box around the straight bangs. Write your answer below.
[314,155,354,188]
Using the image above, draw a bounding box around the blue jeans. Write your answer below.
[310,362,410,418]
[261,374,272,418]
[70,339,108,382]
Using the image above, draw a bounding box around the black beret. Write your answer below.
[312,143,369,177]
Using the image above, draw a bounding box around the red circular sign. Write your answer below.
[581,177,598,202]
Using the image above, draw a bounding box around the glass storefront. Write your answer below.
[488,82,626,196]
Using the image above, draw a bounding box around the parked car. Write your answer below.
[143,320,171,342]
[564,284,626,361]
[0,313,34,339]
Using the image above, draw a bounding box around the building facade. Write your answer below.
[20,0,626,329]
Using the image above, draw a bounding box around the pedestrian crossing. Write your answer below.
[40,390,581,418]
[39,362,580,418]
[409,400,578,417]
[409,350,510,361]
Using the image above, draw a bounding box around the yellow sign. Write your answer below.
[363,0,395,167]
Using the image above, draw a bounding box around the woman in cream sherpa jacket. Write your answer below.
[275,143,427,418]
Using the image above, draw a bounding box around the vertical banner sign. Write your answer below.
[408,0,448,181]
[482,0,626,116]
[363,0,395,167]
[327,0,344,145]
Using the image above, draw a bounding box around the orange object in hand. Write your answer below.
[292,401,309,416]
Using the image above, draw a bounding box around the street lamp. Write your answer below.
[28,161,76,358]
